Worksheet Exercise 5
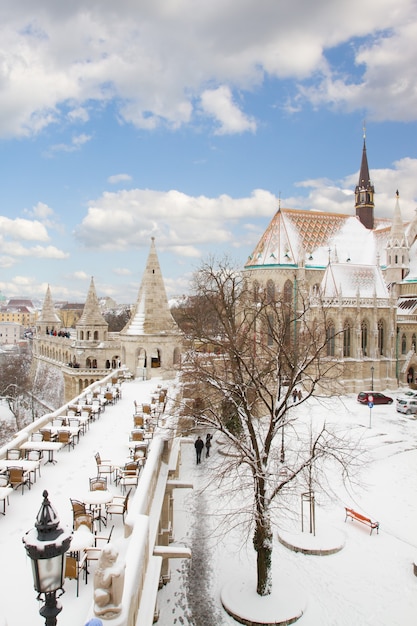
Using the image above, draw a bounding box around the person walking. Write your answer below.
[205,433,212,457]
[195,436,204,464]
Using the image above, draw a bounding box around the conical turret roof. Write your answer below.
[388,190,408,246]
[38,285,61,326]
[76,277,108,328]
[122,238,179,336]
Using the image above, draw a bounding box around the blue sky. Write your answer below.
[1,0,417,304]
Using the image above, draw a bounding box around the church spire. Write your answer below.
[385,190,409,285]
[122,238,178,335]
[76,277,108,342]
[355,129,375,229]
[37,284,61,335]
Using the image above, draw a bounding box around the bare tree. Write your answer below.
[183,257,361,596]
[0,351,31,431]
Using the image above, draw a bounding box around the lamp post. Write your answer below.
[22,490,72,626]
[371,366,374,392]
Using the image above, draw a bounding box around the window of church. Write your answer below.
[401,334,407,355]
[377,320,384,356]
[361,321,368,357]
[326,323,335,357]
[266,280,275,303]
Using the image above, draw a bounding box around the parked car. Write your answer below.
[357,391,393,405]
[396,398,417,415]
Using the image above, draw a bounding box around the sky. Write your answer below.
[1,0,417,304]
[0,377,416,625]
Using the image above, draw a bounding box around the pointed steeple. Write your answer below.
[37,285,61,335]
[355,131,375,229]
[122,238,178,335]
[76,277,108,342]
[385,190,409,285]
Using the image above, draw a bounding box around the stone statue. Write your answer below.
[93,544,125,619]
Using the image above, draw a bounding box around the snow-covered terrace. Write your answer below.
[0,372,190,626]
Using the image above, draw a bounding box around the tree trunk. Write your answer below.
[253,517,273,596]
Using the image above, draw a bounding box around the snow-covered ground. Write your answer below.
[158,390,417,626]
[0,384,416,626]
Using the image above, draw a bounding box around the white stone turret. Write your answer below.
[120,238,182,378]
[385,190,409,287]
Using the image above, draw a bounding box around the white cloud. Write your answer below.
[0,1,413,137]
[70,270,89,280]
[0,216,49,241]
[74,187,277,253]
[200,86,257,135]
[113,267,132,276]
[48,133,92,154]
[286,157,417,221]
[108,174,132,185]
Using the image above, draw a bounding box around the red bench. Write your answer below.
[345,507,379,535]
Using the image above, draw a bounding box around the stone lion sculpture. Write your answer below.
[93,544,125,618]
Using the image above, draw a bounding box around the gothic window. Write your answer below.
[401,334,407,355]
[343,322,351,357]
[377,320,384,356]
[253,281,260,303]
[266,314,274,346]
[94,331,99,340]
[283,280,293,306]
[413,334,416,352]
[266,280,275,303]
[326,322,336,357]
[361,321,368,356]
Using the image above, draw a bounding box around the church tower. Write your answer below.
[75,277,108,344]
[355,132,375,229]
[120,238,182,378]
[36,284,62,336]
[385,190,409,286]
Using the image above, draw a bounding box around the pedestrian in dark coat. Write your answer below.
[195,436,204,464]
[205,433,212,457]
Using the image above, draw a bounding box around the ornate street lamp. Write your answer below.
[22,490,73,626]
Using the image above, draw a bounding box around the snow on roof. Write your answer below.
[321,263,389,298]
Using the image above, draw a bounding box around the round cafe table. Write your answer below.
[79,490,113,530]
[69,525,95,553]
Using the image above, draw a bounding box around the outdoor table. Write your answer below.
[19,441,64,464]
[68,526,95,554]
[49,425,82,443]
[0,486,13,514]
[0,459,39,472]
[79,489,113,530]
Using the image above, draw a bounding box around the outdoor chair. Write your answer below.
[6,449,22,460]
[25,449,42,481]
[8,466,31,494]
[41,428,56,442]
[95,452,114,482]
[117,462,140,494]
[51,418,64,427]
[73,511,95,533]
[89,476,108,491]
[57,430,74,450]
[130,429,144,442]
[0,473,11,513]
[31,432,44,442]
[133,414,144,428]
[65,553,88,597]
[84,525,114,567]
[105,488,132,523]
